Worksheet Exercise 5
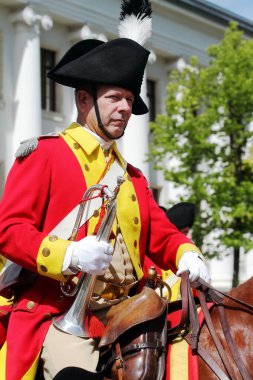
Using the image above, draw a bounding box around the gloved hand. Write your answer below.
[67,235,114,275]
[176,251,210,282]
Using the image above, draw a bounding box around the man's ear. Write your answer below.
[76,89,91,112]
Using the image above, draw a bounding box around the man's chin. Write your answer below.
[114,130,125,140]
[105,126,126,140]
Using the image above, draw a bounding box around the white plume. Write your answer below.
[118,14,152,45]
[118,0,152,46]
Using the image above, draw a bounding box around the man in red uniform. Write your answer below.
[0,17,209,380]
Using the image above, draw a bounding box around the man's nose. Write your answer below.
[118,98,132,112]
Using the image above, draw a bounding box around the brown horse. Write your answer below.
[197,276,253,379]
[31,275,253,380]
[98,272,253,380]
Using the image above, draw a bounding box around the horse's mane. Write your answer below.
[227,276,253,305]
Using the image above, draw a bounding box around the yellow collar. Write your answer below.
[65,122,127,169]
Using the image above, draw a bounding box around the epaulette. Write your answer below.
[15,132,59,158]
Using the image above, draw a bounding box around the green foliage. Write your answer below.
[148,22,253,283]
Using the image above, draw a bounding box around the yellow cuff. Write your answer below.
[175,243,201,268]
[37,235,72,281]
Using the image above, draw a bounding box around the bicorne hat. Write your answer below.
[47,38,150,115]
[166,202,196,229]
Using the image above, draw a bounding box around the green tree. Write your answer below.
[149,22,253,287]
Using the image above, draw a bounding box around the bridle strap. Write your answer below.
[184,334,230,380]
[218,304,252,380]
[167,271,190,340]
[115,342,123,380]
[197,288,237,380]
[194,277,253,312]
[180,273,252,380]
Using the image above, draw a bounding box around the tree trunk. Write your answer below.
[232,247,240,288]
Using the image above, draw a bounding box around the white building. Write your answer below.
[0,0,252,290]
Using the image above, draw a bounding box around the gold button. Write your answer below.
[27,301,35,310]
[73,142,80,149]
[134,240,137,248]
[133,217,139,225]
[44,313,51,319]
[40,265,48,272]
[93,209,99,217]
[84,164,89,171]
[49,235,58,242]
[42,247,50,257]
[131,194,136,201]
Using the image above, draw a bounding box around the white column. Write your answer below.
[122,72,150,179]
[122,51,156,181]
[10,7,53,156]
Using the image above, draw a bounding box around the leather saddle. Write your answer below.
[98,286,167,380]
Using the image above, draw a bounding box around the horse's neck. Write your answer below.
[228,276,253,305]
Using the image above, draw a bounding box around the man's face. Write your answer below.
[80,85,134,141]
[180,226,191,237]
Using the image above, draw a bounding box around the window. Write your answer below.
[147,79,156,121]
[41,48,56,111]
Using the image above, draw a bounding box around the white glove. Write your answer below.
[176,251,210,283]
[66,235,114,275]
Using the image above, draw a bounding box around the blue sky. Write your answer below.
[206,0,253,22]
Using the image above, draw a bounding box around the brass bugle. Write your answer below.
[53,176,125,337]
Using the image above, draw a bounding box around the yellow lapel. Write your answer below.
[113,147,143,280]
[116,173,143,280]
[61,123,108,188]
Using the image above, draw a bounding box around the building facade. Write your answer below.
[0,0,252,289]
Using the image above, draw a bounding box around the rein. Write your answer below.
[167,272,253,380]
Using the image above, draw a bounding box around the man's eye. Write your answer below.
[106,95,118,102]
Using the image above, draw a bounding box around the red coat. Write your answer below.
[0,124,197,379]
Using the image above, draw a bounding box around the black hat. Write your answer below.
[47,38,150,115]
[166,202,195,229]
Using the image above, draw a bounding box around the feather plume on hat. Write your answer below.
[118,0,152,46]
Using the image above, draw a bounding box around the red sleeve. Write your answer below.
[129,165,195,274]
[0,149,51,271]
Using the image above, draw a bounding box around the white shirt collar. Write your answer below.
[82,126,114,151]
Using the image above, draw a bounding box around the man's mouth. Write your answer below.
[113,118,126,122]
[111,119,126,127]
